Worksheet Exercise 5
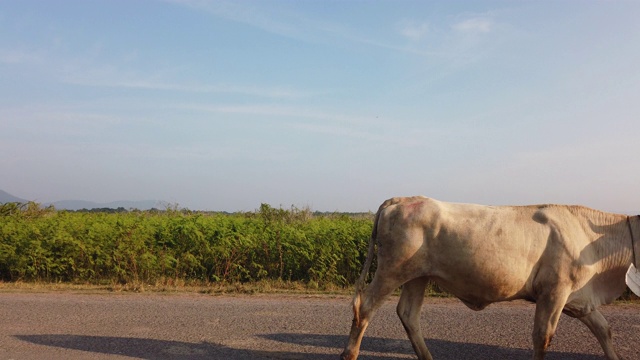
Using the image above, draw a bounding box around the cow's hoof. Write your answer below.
[340,350,357,360]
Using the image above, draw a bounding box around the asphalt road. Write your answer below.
[0,292,638,360]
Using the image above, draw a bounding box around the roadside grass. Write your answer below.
[0,279,445,297]
[1,280,636,306]
[0,279,354,296]
[0,279,403,296]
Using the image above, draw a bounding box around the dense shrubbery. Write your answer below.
[0,202,373,287]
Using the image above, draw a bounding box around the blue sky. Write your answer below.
[1,1,639,212]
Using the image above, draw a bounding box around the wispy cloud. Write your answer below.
[177,103,374,125]
[90,141,296,163]
[64,76,313,99]
[0,105,126,141]
[452,17,493,34]
[164,0,307,41]
[51,53,313,99]
[3,34,312,100]
[290,120,424,149]
[176,102,424,148]
[0,49,40,64]
[168,0,500,65]
[166,0,437,57]
[399,21,430,41]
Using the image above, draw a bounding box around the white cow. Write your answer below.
[341,196,639,360]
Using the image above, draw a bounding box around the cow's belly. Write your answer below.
[431,268,532,310]
[426,236,540,310]
[432,273,530,310]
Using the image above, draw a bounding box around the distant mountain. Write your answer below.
[0,189,164,210]
[46,199,165,211]
[0,189,28,203]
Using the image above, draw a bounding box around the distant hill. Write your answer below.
[47,199,164,211]
[0,189,164,211]
[0,189,27,203]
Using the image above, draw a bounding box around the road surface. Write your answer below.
[0,292,638,359]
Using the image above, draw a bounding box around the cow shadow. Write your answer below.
[16,333,603,360]
[262,333,605,360]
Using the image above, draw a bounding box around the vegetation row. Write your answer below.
[0,202,373,288]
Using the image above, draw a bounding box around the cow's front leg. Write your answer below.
[532,288,570,360]
[578,310,619,360]
[341,277,399,360]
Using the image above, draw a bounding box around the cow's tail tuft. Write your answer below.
[352,204,383,327]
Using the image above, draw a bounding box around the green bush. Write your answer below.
[0,202,373,288]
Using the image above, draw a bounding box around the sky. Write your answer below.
[1,1,640,213]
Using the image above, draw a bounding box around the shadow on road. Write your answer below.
[14,334,365,360]
[261,333,605,360]
[15,333,603,360]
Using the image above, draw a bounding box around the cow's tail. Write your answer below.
[352,203,384,327]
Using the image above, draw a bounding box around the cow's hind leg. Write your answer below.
[397,277,432,360]
[577,310,619,360]
[341,275,403,360]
